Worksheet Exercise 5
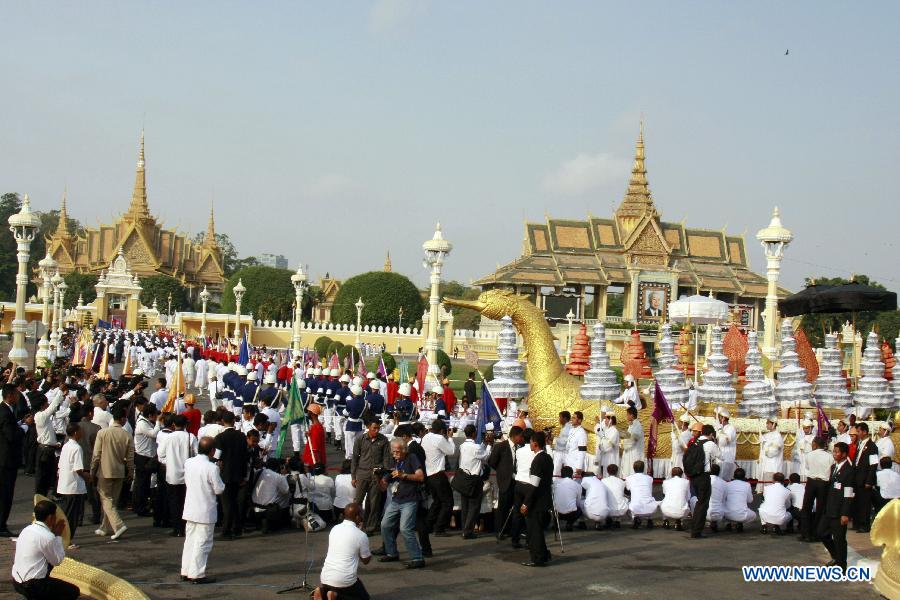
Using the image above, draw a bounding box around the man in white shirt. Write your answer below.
[759,472,793,534]
[876,423,896,464]
[308,464,336,518]
[11,500,78,599]
[580,470,611,529]
[456,424,492,539]
[792,419,815,481]
[133,404,160,518]
[420,420,457,536]
[158,414,198,538]
[602,464,630,528]
[564,411,588,478]
[876,456,900,513]
[317,503,372,599]
[552,411,572,477]
[660,466,691,530]
[723,468,757,531]
[553,466,585,531]
[56,423,90,546]
[594,411,620,475]
[33,387,65,497]
[715,410,737,481]
[758,417,784,492]
[251,458,291,533]
[149,378,169,412]
[508,434,535,547]
[181,436,225,584]
[799,436,834,542]
[625,460,658,528]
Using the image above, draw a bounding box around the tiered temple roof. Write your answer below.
[41,132,225,291]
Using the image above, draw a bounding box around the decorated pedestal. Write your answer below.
[853,331,894,411]
[580,323,621,402]
[774,320,813,408]
[652,323,689,406]
[565,323,590,376]
[739,331,777,417]
[698,326,736,404]
[814,333,852,410]
[488,315,529,399]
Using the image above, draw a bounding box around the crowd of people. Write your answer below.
[2,326,899,599]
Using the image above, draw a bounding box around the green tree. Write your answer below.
[379,352,397,374]
[331,271,425,329]
[139,275,190,312]
[220,266,295,322]
[799,275,898,348]
[441,280,481,331]
[338,344,360,364]
[436,348,452,377]
[62,273,98,308]
[314,336,333,359]
[326,340,345,358]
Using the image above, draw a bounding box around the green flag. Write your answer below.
[399,359,410,383]
[276,376,306,459]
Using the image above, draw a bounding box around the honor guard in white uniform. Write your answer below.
[791,419,815,481]
[620,407,643,478]
[552,412,572,477]
[670,413,692,474]
[594,408,620,475]
[715,409,737,481]
[758,417,784,492]
[564,411,588,477]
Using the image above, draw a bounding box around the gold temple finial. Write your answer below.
[127,130,150,219]
[615,119,658,234]
[204,201,218,248]
[383,250,392,272]
[55,187,71,238]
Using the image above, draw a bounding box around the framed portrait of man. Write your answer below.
[637,282,671,322]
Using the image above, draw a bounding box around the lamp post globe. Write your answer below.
[755,207,793,369]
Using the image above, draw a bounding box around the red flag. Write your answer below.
[647,380,675,460]
[415,356,429,398]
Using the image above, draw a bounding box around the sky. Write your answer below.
[1,1,899,291]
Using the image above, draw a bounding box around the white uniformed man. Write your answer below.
[876,423,896,469]
[181,437,225,584]
[715,409,737,481]
[625,460,658,528]
[670,413,692,473]
[758,472,792,533]
[660,467,691,529]
[594,408,620,475]
[552,466,584,531]
[601,464,629,527]
[552,411,572,477]
[620,406,643,478]
[791,419,815,481]
[758,417,784,492]
[564,411,588,478]
[615,374,640,406]
[723,468,757,529]
[580,471,611,528]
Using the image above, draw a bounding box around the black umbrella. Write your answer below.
[778,283,834,317]
[808,283,897,314]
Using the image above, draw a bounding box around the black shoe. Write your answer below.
[709,522,718,533]
[433,531,453,538]
[856,527,870,533]
[690,533,705,539]
[631,517,641,529]
[826,559,837,567]
[181,576,190,582]
[511,541,524,549]
[462,533,477,540]
[192,577,216,585]
[521,561,546,567]
[773,526,784,536]
[612,520,621,529]
[662,520,670,529]
[422,549,433,558]
[724,523,733,532]
[674,520,684,531]
[405,560,426,569]
[564,523,573,532]
[760,525,768,534]
[646,519,654,529]
[736,523,744,533]
[378,555,400,563]
[371,547,387,556]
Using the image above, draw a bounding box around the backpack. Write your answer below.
[683,439,706,477]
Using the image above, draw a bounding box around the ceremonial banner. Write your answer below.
[415,356,428,397]
[162,352,186,413]
[647,380,675,460]
[357,354,367,377]
[329,353,340,371]
[238,331,250,366]
[398,359,410,383]
[98,342,110,379]
[377,357,388,380]
[476,380,503,443]
[277,376,306,459]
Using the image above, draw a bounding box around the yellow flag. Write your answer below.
[98,341,110,379]
[162,351,185,413]
[121,342,132,376]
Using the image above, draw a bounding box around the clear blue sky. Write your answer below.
[2,1,898,291]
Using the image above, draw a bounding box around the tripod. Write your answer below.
[548,483,564,554]
[279,427,319,594]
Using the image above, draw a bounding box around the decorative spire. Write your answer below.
[55,188,71,238]
[126,130,150,219]
[616,119,659,226]
[383,250,392,272]
[204,202,218,248]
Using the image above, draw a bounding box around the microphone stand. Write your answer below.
[278,422,318,594]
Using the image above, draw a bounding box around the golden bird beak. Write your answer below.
[442,297,486,312]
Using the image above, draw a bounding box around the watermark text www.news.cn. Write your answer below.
[742,565,872,583]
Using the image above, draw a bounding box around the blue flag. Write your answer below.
[238,330,249,365]
[476,380,503,443]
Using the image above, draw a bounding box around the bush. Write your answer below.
[221,266,295,322]
[331,271,425,328]
[436,349,452,378]
[314,336,332,359]
[326,340,345,359]
[481,362,495,381]
[338,344,360,364]
[379,352,397,374]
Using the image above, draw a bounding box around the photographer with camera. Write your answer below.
[377,438,426,568]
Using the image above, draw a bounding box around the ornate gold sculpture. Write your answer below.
[871,499,900,598]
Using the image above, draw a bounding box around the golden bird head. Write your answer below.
[443,289,529,321]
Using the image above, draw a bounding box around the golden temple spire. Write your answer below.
[126,130,150,220]
[615,119,659,234]
[204,201,218,247]
[383,250,392,272]
[55,188,72,238]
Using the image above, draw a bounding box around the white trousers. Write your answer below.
[181,521,215,579]
[344,430,363,460]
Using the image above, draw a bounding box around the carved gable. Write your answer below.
[120,229,156,269]
[624,218,670,267]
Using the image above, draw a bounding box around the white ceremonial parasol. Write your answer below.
[668,293,730,385]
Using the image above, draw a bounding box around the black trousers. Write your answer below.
[85,481,101,525]
[0,466,17,531]
[319,577,369,600]
[168,483,186,534]
[221,482,243,535]
[34,446,58,498]
[425,472,453,534]
[13,575,80,600]
[460,487,483,535]
[153,470,169,527]
[800,479,828,540]
[819,516,848,569]
[56,493,85,541]
[559,508,582,524]
[690,473,711,535]
[416,501,431,553]
[352,472,385,534]
[526,507,551,564]
[509,482,530,543]
[854,484,874,529]
[23,425,37,474]
[132,455,153,515]
[495,483,515,535]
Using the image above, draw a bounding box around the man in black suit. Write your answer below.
[1,382,25,537]
[489,425,522,538]
[819,441,855,571]
[849,423,879,532]
[215,412,249,539]
[521,430,553,567]
[464,372,477,405]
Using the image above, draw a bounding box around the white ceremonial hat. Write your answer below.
[351,384,363,396]
[878,422,891,431]
[366,372,375,380]
[399,383,411,396]
[246,372,257,381]
[297,380,307,389]
[329,368,339,377]
[264,373,277,384]
[624,374,635,383]
[246,362,254,370]
[485,422,495,432]
[369,380,380,391]
[317,387,325,394]
[306,368,314,376]
[325,388,333,395]
[313,368,322,376]
[718,409,730,419]
[339,374,351,383]
[352,376,363,386]
[431,384,444,395]
[801,419,814,428]
[518,400,529,412]
[133,368,144,376]
[678,413,691,423]
[766,416,778,423]
[237,366,248,376]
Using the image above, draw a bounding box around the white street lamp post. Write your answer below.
[232,278,246,342]
[49,272,62,350]
[291,265,308,353]
[755,207,793,373]
[56,280,67,339]
[7,194,41,364]
[397,307,403,355]
[422,223,452,387]
[355,297,365,347]
[565,308,575,364]
[36,252,57,362]
[199,286,210,340]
